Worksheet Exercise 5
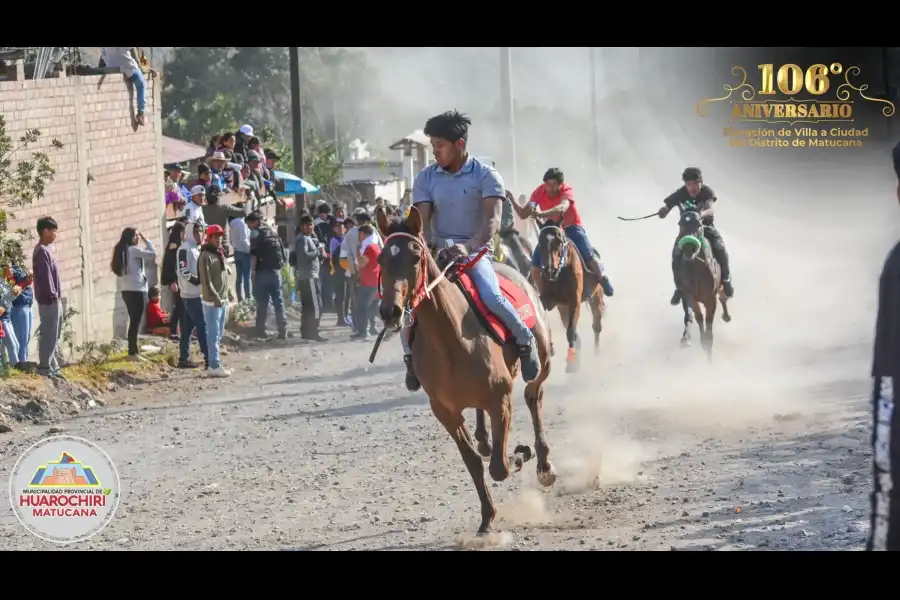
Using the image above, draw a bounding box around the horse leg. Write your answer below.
[487,393,533,483]
[719,288,732,322]
[702,299,716,360]
[589,294,604,352]
[524,375,556,487]
[430,399,496,535]
[692,299,705,337]
[474,409,492,459]
[560,303,581,373]
[680,294,694,347]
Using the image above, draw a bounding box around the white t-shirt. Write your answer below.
[100,47,140,78]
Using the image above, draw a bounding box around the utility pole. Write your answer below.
[589,47,601,177]
[289,47,306,220]
[499,47,518,191]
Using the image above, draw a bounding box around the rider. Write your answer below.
[515,168,614,297]
[658,167,734,305]
[401,110,542,392]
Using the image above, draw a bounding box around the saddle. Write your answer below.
[408,252,539,348]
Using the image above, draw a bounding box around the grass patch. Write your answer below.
[61,348,178,389]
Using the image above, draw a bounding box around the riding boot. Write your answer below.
[714,245,734,298]
[670,257,682,306]
[585,257,614,297]
[517,337,541,382]
[403,354,421,392]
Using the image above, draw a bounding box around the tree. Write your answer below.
[161,47,381,152]
[0,114,63,266]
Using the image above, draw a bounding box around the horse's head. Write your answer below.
[537,225,568,282]
[677,210,704,260]
[375,205,429,329]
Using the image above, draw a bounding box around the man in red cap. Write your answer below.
[198,224,231,377]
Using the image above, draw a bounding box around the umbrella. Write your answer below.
[273,170,320,196]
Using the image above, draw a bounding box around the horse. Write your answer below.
[374,206,557,536]
[675,210,732,358]
[531,221,605,373]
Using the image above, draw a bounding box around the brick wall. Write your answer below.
[0,71,165,349]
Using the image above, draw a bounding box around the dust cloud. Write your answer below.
[364,48,898,524]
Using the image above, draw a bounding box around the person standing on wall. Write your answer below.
[111,227,157,361]
[32,217,63,379]
[868,141,900,551]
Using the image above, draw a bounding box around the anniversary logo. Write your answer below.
[696,62,896,148]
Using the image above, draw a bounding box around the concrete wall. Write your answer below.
[0,70,164,349]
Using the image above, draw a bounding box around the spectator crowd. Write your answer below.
[1,123,402,380]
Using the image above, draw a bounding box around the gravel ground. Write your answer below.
[0,310,874,550]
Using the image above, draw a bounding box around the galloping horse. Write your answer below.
[675,209,732,358]
[375,206,557,536]
[532,221,605,373]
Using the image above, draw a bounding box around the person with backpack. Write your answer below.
[246,212,288,340]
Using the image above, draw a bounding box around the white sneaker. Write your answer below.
[208,367,231,378]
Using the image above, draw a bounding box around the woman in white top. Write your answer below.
[110,227,156,359]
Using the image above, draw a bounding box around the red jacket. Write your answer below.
[146,298,168,329]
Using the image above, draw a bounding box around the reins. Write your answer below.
[369,231,489,364]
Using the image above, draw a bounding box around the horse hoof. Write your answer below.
[514,444,534,462]
[537,463,557,488]
[722,313,732,323]
[476,528,493,537]
[680,338,691,348]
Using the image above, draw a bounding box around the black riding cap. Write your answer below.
[682,167,702,182]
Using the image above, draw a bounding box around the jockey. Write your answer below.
[402,110,541,392]
[515,168,614,297]
[658,167,733,305]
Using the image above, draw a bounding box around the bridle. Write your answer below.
[377,231,488,327]
[538,224,568,281]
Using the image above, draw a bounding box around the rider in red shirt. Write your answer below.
[514,168,614,297]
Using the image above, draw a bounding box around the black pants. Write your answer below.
[169,290,183,336]
[121,291,146,355]
[320,269,334,313]
[332,269,348,324]
[868,375,900,551]
[297,277,322,338]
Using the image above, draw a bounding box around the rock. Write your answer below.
[47,426,64,434]
[0,413,12,433]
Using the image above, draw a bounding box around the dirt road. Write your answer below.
[0,309,874,551]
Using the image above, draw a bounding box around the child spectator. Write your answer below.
[329,218,349,327]
[352,224,381,341]
[0,277,22,369]
[145,286,171,336]
[4,262,32,364]
[294,214,326,342]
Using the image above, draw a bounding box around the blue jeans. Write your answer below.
[2,318,18,367]
[179,297,209,364]
[202,303,227,370]
[10,305,32,363]
[129,70,146,114]
[467,253,533,346]
[531,225,594,267]
[254,269,287,334]
[234,251,252,301]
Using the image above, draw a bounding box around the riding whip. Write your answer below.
[368,326,389,364]
[616,212,659,222]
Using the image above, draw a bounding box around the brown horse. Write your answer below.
[530,223,605,373]
[675,210,732,358]
[375,206,557,536]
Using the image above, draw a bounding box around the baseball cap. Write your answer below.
[165,162,185,171]
[206,224,225,236]
[239,124,254,136]
[190,185,206,196]
[246,150,261,162]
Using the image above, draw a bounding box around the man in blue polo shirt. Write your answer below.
[401,110,540,392]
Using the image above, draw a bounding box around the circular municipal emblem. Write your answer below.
[7,435,121,544]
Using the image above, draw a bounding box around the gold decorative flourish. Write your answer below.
[836,66,896,117]
[696,67,757,117]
